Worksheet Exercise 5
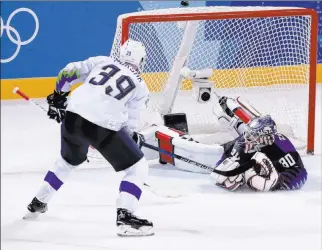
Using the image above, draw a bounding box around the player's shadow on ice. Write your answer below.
[196,183,254,194]
[149,163,211,180]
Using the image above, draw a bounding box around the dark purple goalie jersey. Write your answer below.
[218,133,308,191]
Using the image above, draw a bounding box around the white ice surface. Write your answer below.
[1,86,321,250]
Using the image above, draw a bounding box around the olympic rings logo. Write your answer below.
[0,8,39,63]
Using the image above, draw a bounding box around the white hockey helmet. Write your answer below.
[120,39,147,72]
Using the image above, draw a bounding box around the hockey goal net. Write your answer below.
[110,6,318,154]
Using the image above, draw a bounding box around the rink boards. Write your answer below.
[1,64,322,99]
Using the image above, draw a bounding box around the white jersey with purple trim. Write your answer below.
[56,56,149,132]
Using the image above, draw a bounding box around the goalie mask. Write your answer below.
[241,115,277,150]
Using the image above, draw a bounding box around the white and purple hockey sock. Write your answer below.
[116,158,149,212]
[36,157,73,203]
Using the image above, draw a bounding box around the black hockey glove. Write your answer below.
[47,90,70,123]
[218,96,235,118]
[132,132,145,149]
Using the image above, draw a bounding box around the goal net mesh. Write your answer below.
[110,6,313,151]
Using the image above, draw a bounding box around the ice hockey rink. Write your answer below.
[1,86,321,250]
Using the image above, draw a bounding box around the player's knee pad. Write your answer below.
[44,156,74,191]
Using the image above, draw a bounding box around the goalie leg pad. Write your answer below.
[236,96,262,118]
[155,126,224,174]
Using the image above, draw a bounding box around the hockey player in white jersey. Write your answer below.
[24,39,154,237]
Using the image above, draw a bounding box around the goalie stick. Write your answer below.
[141,142,255,177]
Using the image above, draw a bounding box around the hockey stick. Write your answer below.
[141,142,255,177]
[13,87,98,161]
[13,87,48,113]
[143,183,184,198]
[12,87,99,156]
[12,87,183,199]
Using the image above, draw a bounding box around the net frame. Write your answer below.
[113,7,318,154]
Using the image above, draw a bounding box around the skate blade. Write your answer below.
[23,211,41,220]
[117,225,154,237]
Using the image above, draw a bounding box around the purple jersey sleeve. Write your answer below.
[273,134,296,153]
[277,167,308,190]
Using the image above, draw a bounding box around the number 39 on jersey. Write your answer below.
[89,64,136,101]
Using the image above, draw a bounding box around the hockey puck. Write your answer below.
[159,159,167,165]
[181,1,189,7]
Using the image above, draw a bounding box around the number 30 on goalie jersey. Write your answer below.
[66,56,149,131]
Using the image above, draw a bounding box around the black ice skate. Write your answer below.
[116,208,154,237]
[23,197,48,220]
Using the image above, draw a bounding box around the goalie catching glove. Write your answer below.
[211,152,279,192]
[245,152,279,191]
[47,90,70,123]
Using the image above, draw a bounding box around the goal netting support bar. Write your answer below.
[110,6,318,154]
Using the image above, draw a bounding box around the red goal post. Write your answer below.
[114,7,318,154]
